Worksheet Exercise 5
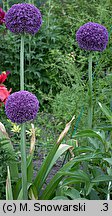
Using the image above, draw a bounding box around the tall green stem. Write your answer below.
[88,52,93,129]
[20,34,27,199]
[29,35,31,67]
[20,123,27,199]
[20,35,25,90]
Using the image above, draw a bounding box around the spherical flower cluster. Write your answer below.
[76,22,108,52]
[5,90,39,124]
[0,8,5,25]
[5,3,42,35]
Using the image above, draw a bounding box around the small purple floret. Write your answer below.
[5,90,39,124]
[76,22,108,51]
[5,3,42,35]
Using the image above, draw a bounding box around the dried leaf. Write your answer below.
[57,115,75,145]
[29,123,36,154]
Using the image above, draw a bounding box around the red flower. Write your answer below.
[0,71,10,84]
[0,86,11,106]
[0,8,5,25]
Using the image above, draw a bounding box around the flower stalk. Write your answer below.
[20,123,27,200]
[88,52,93,129]
[20,35,24,91]
[20,34,27,200]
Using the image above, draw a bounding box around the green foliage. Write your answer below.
[0,115,75,200]
[0,132,18,199]
[1,0,112,112]
[1,0,112,200]
[54,103,112,200]
[1,90,112,201]
[8,116,75,200]
[52,84,87,128]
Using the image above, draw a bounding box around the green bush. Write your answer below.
[52,84,87,128]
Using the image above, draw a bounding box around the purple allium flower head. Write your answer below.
[5,3,42,35]
[76,22,108,52]
[5,90,39,124]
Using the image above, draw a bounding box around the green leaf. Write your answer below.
[45,144,71,178]
[103,158,112,165]
[34,143,71,193]
[52,196,69,200]
[17,183,31,200]
[13,178,22,200]
[28,184,38,200]
[40,159,76,200]
[17,188,23,200]
[85,182,94,196]
[60,170,90,182]
[98,102,112,122]
[13,152,35,199]
[75,146,95,153]
[92,175,112,183]
[6,166,13,200]
[33,116,74,193]
[89,189,100,200]
[0,127,18,181]
[73,129,105,144]
[27,152,34,183]
[62,177,80,186]
[91,166,104,178]
[40,153,99,200]
[70,153,102,162]
[88,137,100,149]
[64,188,81,199]
[33,143,60,193]
[96,125,112,131]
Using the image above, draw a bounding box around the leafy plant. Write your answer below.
[0,122,18,199]
[54,103,112,200]
[4,115,76,200]
[52,84,87,129]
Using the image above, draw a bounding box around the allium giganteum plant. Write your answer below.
[74,22,112,200]
[76,22,108,128]
[0,2,112,201]
[4,3,42,200]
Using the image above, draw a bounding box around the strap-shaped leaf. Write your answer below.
[98,102,112,122]
[34,143,71,193]
[6,166,13,200]
[40,153,102,199]
[92,175,112,183]
[33,116,75,193]
[73,129,105,144]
